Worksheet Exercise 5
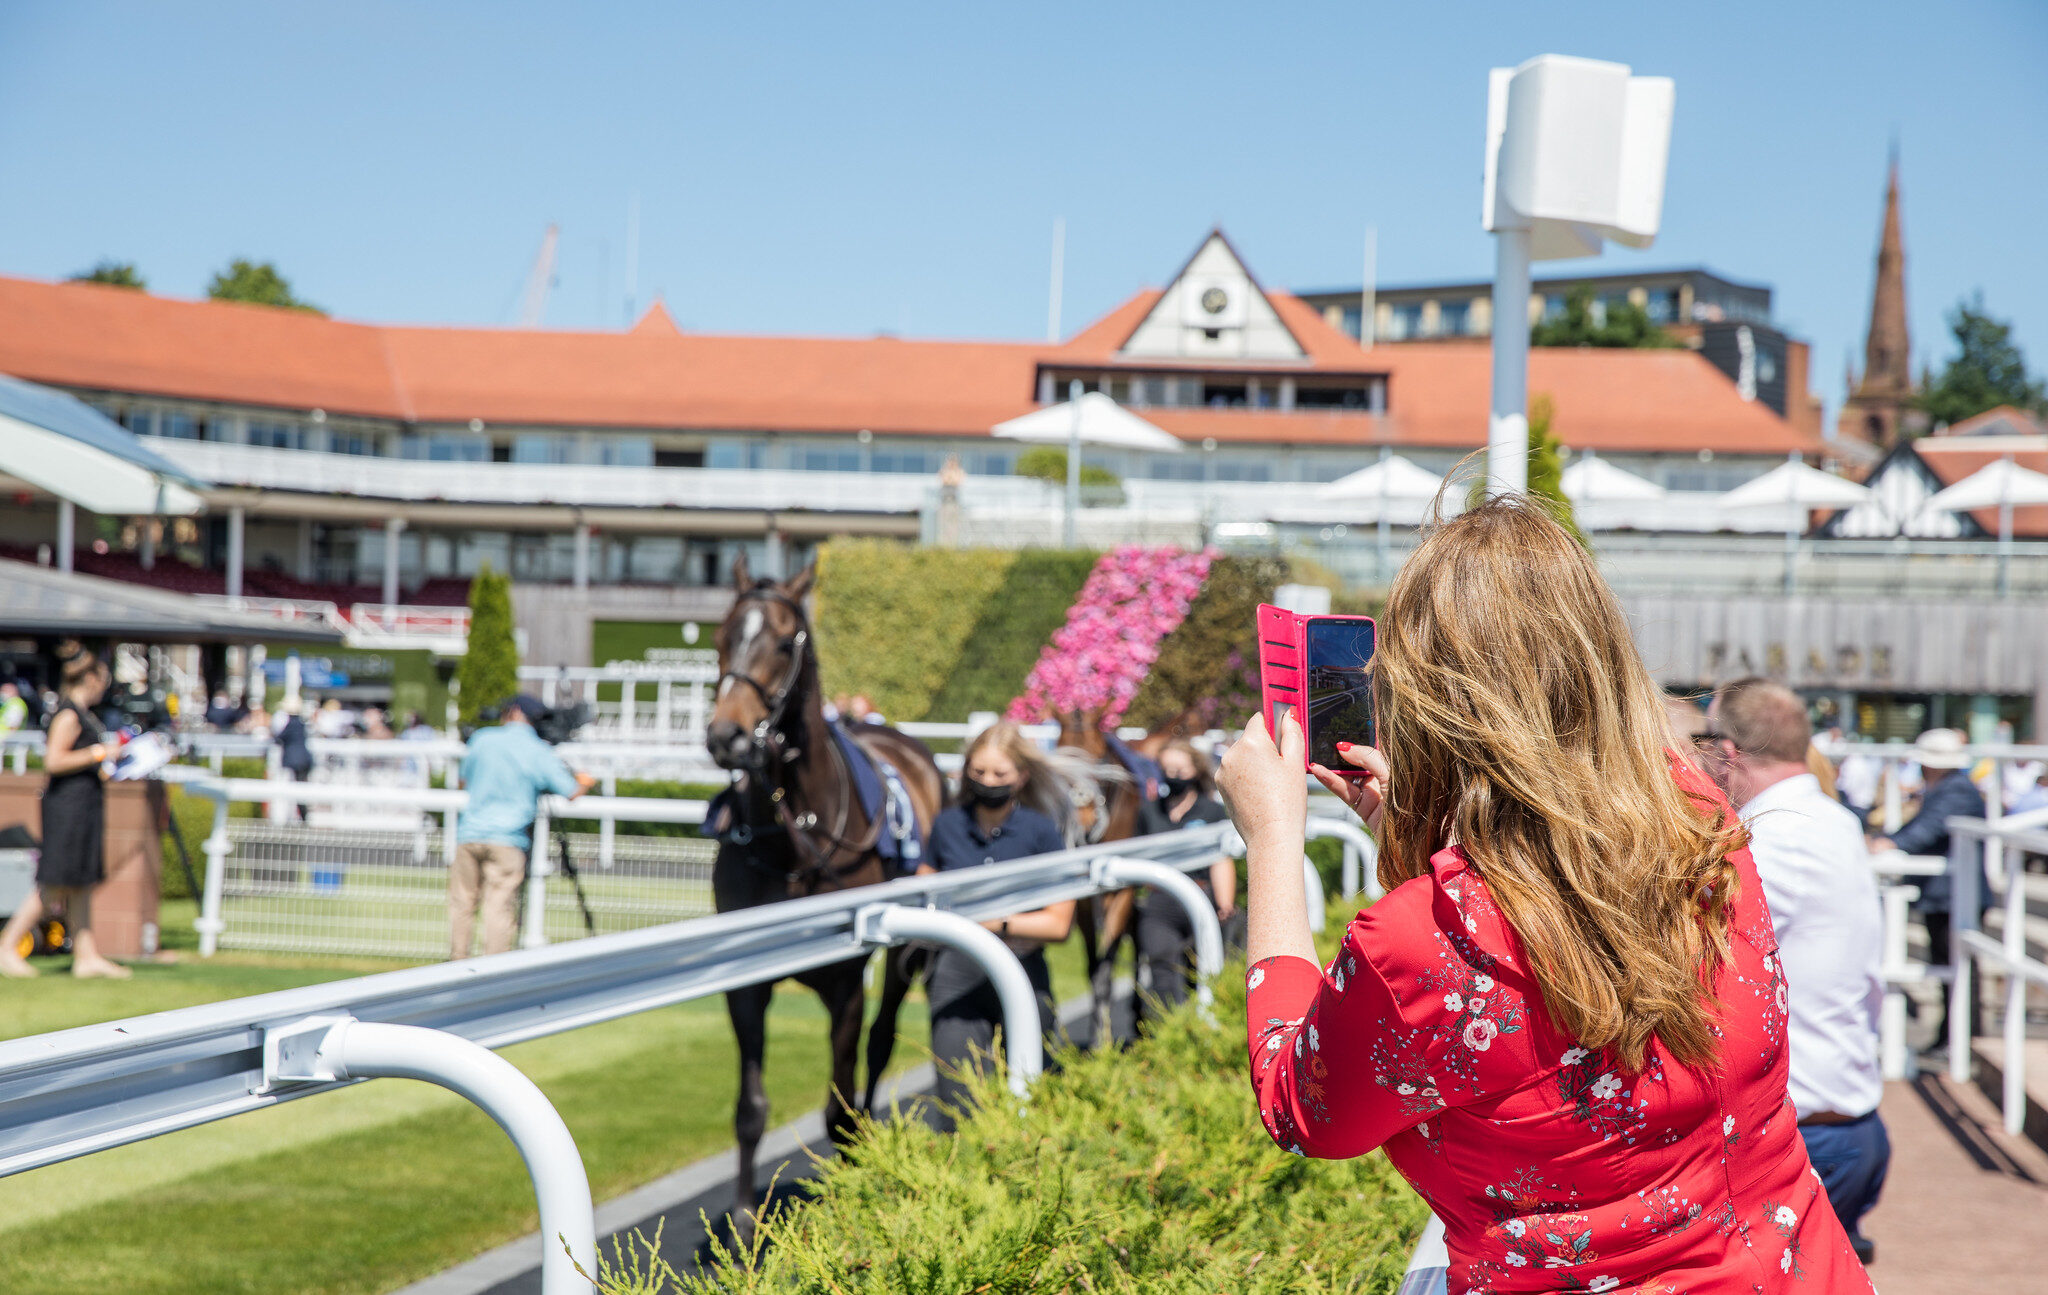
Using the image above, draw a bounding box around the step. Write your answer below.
[1970,1036,2048,1154]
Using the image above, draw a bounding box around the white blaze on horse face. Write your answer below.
[718,606,768,700]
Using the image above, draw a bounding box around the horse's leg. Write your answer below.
[862,944,917,1112]
[723,980,774,1219]
[1093,887,1137,1046]
[1074,894,1109,1050]
[819,959,867,1147]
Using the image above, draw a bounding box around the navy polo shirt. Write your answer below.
[927,803,1063,871]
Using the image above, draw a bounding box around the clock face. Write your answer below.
[1200,286,1229,316]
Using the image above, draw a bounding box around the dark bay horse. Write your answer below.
[705,556,945,1223]
[1057,705,1205,1046]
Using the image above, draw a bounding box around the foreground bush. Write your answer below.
[589,965,1425,1294]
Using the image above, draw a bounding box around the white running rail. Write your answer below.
[1943,808,2048,1137]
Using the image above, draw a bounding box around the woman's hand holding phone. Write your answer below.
[1311,742,1388,833]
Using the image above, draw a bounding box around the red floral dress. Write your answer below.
[1248,763,1872,1294]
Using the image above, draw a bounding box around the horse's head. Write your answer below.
[1055,707,1109,758]
[707,554,816,772]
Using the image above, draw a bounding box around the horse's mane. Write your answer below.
[1034,746,1131,848]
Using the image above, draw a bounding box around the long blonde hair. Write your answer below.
[963,720,1087,843]
[1374,496,1747,1071]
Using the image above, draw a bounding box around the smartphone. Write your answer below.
[1256,604,1376,777]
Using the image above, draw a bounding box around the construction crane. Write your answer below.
[516,223,560,328]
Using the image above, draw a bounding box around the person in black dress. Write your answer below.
[918,720,1072,1127]
[1133,738,1238,1027]
[0,645,130,979]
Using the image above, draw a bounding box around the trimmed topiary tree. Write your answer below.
[925,548,1099,721]
[812,540,1015,723]
[455,565,518,726]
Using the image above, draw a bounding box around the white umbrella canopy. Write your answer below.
[1920,457,2048,513]
[1716,452,1872,594]
[991,391,1185,453]
[1560,449,1665,502]
[1316,454,1446,502]
[1717,457,1872,510]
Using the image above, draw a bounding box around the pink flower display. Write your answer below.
[1009,545,1214,726]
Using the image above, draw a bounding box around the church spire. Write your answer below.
[1837,152,1917,447]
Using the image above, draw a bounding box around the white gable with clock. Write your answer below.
[1118,230,1307,362]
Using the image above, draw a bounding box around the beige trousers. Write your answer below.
[449,841,527,960]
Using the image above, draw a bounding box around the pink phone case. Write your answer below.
[1256,603,1375,777]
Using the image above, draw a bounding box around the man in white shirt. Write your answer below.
[1700,677,1888,1266]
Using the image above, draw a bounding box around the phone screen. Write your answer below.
[1304,618,1375,768]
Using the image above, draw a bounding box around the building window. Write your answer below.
[653,448,705,469]
[159,411,201,440]
[1340,305,1362,339]
[246,421,302,450]
[124,408,156,436]
[1201,381,1248,408]
[1213,459,1272,482]
[872,448,941,474]
[962,450,1016,476]
[1147,459,1206,481]
[1644,289,1679,324]
[1294,382,1378,410]
[1301,461,1350,483]
[513,433,577,465]
[326,429,378,456]
[798,447,861,472]
[1437,301,1470,337]
[1386,303,1423,341]
[595,437,653,467]
[708,440,772,470]
[400,432,489,462]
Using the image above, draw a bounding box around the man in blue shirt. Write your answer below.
[451,696,594,959]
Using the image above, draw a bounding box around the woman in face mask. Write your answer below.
[1134,739,1237,1028]
[918,720,1070,1126]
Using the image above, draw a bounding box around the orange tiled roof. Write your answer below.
[0,274,1821,456]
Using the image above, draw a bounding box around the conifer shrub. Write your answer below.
[586,959,1426,1295]
[456,565,519,726]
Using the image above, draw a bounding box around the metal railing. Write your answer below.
[0,815,1235,1294]
[187,779,712,960]
[1944,809,2048,1137]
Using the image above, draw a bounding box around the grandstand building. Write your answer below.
[0,230,1819,610]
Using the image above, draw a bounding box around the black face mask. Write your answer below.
[1160,775,1198,801]
[964,777,1015,809]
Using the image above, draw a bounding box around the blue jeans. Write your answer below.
[1800,1111,1890,1239]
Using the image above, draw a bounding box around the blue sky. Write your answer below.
[2,2,2043,421]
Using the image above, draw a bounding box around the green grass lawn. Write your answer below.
[0,898,962,1295]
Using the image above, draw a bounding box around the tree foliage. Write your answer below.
[1526,393,1587,546]
[1916,294,2045,427]
[1531,284,1680,349]
[455,565,519,726]
[1014,445,1123,489]
[207,259,324,314]
[69,260,146,289]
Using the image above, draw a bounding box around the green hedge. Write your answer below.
[1126,555,1288,731]
[594,951,1424,1295]
[813,541,1015,724]
[925,548,1099,721]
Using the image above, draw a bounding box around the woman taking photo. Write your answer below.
[1220,498,1868,1293]
[1134,738,1237,1024]
[0,644,131,980]
[918,720,1070,1123]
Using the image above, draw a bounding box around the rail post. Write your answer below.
[270,1017,596,1294]
[1397,1215,1449,1295]
[2000,822,2027,1135]
[1091,857,1224,1017]
[858,904,1043,1096]
[1307,815,1380,900]
[195,788,230,957]
[1947,827,1977,1086]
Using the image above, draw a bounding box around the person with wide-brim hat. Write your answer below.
[1872,728,1984,1049]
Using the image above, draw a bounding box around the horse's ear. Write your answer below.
[732,550,752,591]
[783,559,816,603]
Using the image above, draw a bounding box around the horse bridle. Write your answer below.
[717,584,883,889]
[717,585,812,772]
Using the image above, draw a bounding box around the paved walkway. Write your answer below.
[1860,1071,2048,1293]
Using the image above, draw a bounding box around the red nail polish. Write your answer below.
[1336,742,1353,751]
